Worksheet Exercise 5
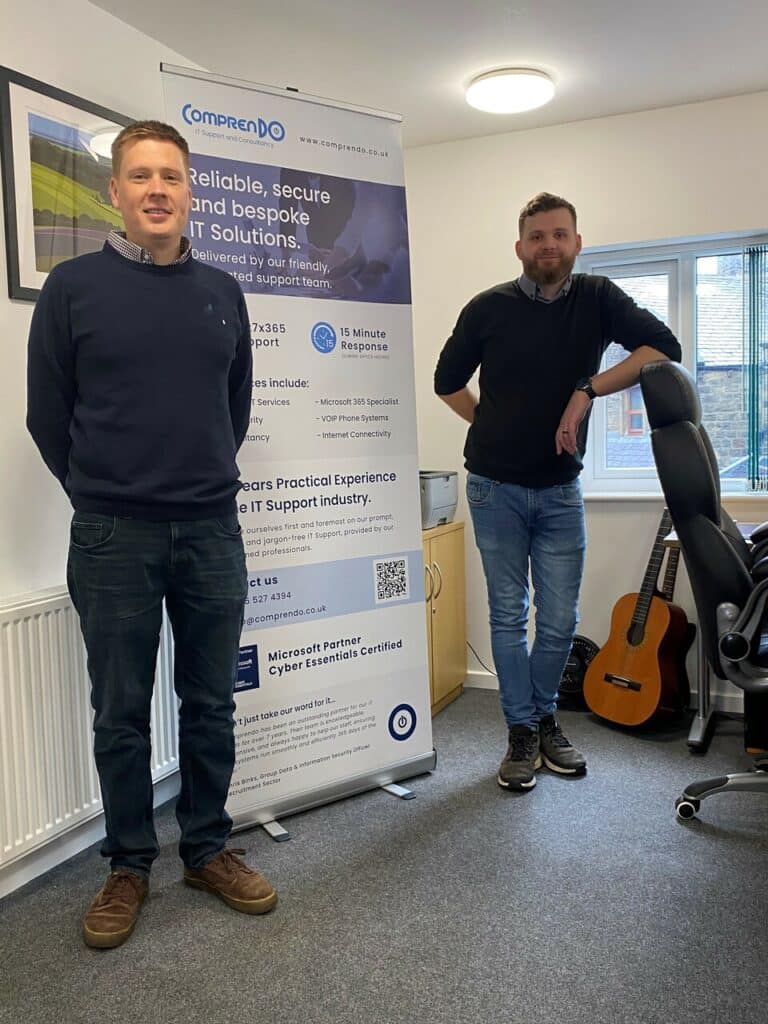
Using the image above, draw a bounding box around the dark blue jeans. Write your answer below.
[67,513,248,877]
[467,473,586,729]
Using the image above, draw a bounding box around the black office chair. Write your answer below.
[640,360,768,820]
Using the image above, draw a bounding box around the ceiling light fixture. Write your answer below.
[465,68,555,114]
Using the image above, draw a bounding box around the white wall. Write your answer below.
[0,0,199,599]
[404,92,768,701]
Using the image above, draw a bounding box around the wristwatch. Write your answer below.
[575,377,597,400]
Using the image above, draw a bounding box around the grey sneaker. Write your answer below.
[539,715,587,775]
[498,725,541,790]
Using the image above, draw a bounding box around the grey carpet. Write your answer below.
[1,690,768,1024]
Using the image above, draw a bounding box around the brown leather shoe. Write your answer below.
[82,870,149,949]
[184,848,277,914]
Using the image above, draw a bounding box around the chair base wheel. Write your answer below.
[675,796,700,820]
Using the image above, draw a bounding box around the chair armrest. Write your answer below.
[749,520,768,545]
[750,539,768,566]
[717,582,768,693]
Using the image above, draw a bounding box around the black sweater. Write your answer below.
[434,274,681,487]
[27,243,253,519]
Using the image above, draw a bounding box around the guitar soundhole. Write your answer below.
[627,623,645,647]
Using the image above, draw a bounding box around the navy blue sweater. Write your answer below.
[27,243,253,519]
[434,274,681,487]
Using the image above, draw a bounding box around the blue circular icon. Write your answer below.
[311,322,337,353]
[388,703,417,741]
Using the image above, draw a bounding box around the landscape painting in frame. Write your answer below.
[0,67,131,300]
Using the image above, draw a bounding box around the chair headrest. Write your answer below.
[640,361,701,429]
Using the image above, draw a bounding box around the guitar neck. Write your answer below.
[660,547,681,602]
[631,509,673,628]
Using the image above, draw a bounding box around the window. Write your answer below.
[625,385,644,436]
[579,233,768,495]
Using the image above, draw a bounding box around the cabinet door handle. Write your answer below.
[424,563,435,602]
[432,560,443,599]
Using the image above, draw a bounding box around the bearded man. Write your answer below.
[434,192,681,791]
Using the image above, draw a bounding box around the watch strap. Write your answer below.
[575,377,597,400]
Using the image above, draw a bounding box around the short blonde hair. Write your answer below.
[111,120,190,175]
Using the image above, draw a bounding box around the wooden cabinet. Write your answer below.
[423,521,467,714]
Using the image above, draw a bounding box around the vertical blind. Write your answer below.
[746,244,768,490]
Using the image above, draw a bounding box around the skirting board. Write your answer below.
[464,670,745,715]
[0,773,181,901]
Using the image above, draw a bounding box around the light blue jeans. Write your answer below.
[467,473,586,729]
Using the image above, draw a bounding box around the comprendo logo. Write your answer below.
[182,103,286,142]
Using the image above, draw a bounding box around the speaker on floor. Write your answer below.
[559,634,599,709]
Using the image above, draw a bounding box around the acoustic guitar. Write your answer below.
[583,509,691,726]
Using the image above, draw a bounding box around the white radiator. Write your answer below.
[0,588,177,871]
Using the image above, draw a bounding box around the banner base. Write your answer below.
[231,749,436,835]
[380,782,415,800]
[261,820,292,842]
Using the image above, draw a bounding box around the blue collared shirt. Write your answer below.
[106,230,191,265]
[517,272,572,303]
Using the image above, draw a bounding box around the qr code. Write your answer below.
[374,557,409,603]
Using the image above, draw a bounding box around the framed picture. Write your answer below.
[0,67,132,300]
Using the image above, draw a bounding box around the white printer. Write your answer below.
[419,471,458,529]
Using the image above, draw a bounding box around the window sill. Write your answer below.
[583,491,768,503]
[583,491,664,501]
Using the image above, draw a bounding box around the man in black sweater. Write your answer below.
[434,192,681,792]
[27,121,276,948]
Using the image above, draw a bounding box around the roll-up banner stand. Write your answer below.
[160,65,435,833]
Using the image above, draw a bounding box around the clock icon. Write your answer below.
[311,322,337,353]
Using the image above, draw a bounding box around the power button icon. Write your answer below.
[388,703,417,741]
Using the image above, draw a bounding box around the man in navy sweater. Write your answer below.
[435,192,681,793]
[27,121,276,948]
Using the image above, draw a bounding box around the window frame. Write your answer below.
[578,231,768,496]
[625,385,645,436]
[580,257,678,489]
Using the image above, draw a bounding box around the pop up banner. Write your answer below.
[161,65,434,829]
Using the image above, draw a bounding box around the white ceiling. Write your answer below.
[91,0,768,148]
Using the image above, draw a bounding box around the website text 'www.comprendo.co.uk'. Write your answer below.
[245,604,328,627]
[298,135,389,159]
